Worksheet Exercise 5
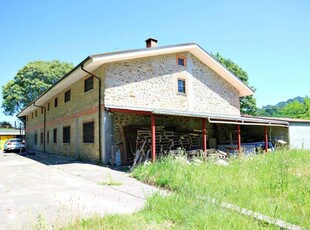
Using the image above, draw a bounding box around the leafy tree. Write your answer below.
[212,53,257,115]
[256,105,280,117]
[2,60,74,115]
[280,100,305,118]
[301,97,310,119]
[280,96,310,119]
[0,121,13,129]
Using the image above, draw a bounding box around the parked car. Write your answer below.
[3,138,25,152]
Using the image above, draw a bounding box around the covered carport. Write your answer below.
[252,117,310,150]
[208,116,289,154]
[105,106,289,165]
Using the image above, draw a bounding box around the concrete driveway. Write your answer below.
[0,151,162,229]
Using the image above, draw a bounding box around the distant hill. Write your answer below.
[262,96,305,110]
[257,96,306,117]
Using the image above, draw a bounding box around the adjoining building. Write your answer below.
[18,39,290,164]
[0,129,25,150]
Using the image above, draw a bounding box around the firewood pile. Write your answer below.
[135,127,203,154]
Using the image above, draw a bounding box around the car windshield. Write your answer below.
[10,140,21,143]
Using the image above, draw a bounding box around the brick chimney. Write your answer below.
[145,38,158,48]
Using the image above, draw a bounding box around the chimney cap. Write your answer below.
[145,38,158,48]
[145,38,158,43]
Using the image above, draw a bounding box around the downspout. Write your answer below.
[81,64,102,164]
[33,103,46,153]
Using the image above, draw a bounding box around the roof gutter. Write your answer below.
[208,117,288,127]
[81,63,102,164]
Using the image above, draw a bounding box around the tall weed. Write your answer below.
[132,149,310,228]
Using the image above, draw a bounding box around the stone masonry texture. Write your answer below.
[25,51,241,162]
[104,52,240,115]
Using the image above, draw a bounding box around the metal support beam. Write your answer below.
[151,114,156,162]
[264,126,268,152]
[237,124,241,153]
[202,118,207,153]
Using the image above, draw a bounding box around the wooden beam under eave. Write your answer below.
[108,108,152,115]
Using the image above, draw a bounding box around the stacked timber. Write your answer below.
[124,126,205,167]
[134,127,203,155]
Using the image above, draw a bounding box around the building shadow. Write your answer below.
[20,150,130,172]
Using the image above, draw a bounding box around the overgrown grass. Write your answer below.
[63,194,278,230]
[132,149,310,228]
[63,149,310,229]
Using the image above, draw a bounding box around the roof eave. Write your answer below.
[18,42,253,117]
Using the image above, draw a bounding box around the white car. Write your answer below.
[3,138,25,152]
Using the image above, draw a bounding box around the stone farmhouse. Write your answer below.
[18,39,289,165]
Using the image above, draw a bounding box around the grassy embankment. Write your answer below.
[63,149,310,229]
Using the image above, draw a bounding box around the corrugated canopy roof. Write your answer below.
[105,105,289,127]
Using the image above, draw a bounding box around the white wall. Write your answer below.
[289,123,310,149]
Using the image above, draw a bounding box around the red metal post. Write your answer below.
[237,124,241,152]
[264,126,268,152]
[202,118,207,153]
[151,114,156,162]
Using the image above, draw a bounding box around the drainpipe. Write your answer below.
[81,64,102,164]
[33,103,46,153]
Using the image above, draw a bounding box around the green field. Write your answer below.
[63,149,310,229]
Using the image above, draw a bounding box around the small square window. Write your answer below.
[84,76,94,92]
[64,90,71,102]
[176,55,186,67]
[177,79,186,94]
[178,58,185,66]
[54,98,58,107]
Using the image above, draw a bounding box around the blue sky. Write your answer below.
[0,0,309,125]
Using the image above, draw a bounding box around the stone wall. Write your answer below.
[25,66,104,162]
[104,52,240,115]
[191,55,240,113]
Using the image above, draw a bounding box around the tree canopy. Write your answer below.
[2,60,74,115]
[212,53,257,115]
[0,121,13,129]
